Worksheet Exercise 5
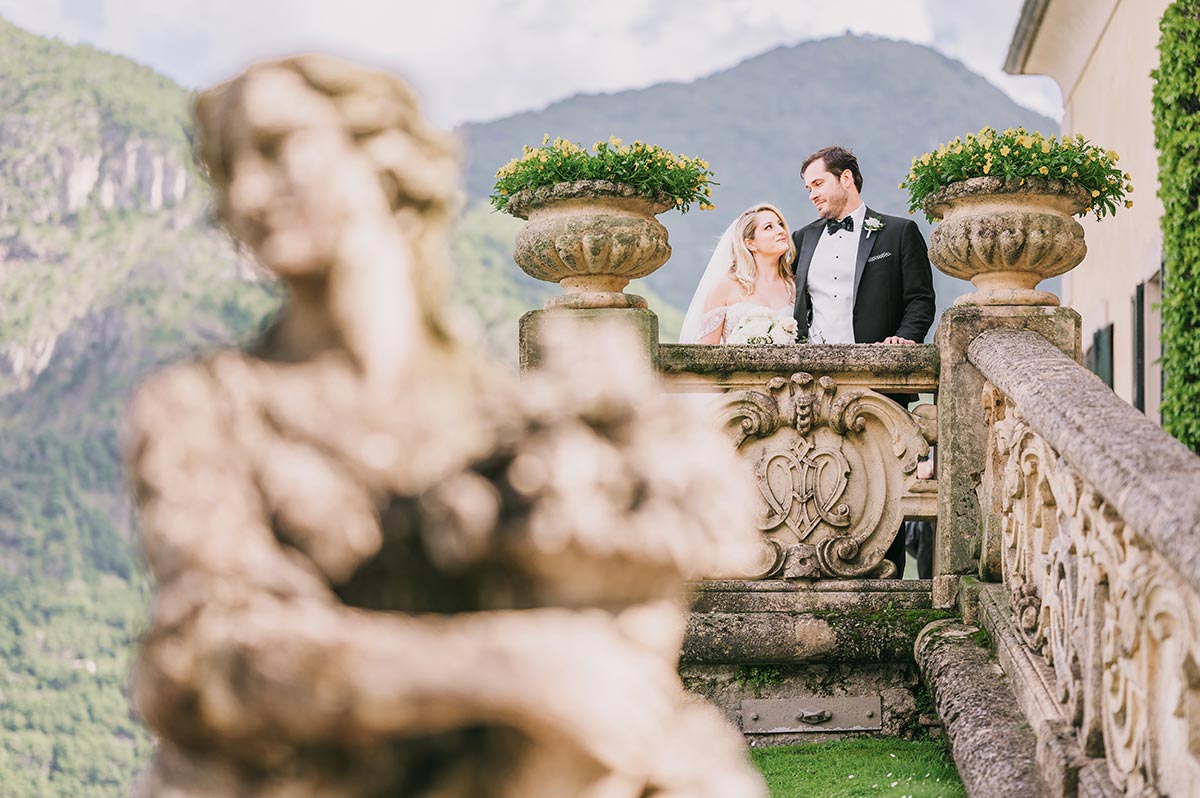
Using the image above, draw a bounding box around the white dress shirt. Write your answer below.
[807,201,867,344]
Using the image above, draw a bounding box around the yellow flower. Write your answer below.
[1072,171,1079,178]
[1126,183,1134,192]
[1038,166,1049,175]
[1125,200,1134,208]
[920,153,932,165]
[1124,171,1132,180]
[898,182,904,189]
[609,135,623,147]
[1020,136,1034,148]
[1091,189,1100,197]
[999,146,1011,156]
[1107,149,1119,162]
[704,186,712,196]
[1061,166,1069,174]
[500,189,507,195]
[983,163,991,174]
[542,133,550,145]
[676,197,683,205]
[1041,143,1051,153]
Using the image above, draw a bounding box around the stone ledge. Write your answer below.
[660,343,938,387]
[915,618,1051,798]
[683,603,951,665]
[691,579,933,614]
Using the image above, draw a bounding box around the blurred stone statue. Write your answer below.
[127,54,766,798]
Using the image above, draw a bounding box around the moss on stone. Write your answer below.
[969,626,992,649]
[733,665,785,697]
[808,607,955,663]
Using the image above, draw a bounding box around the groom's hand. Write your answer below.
[883,335,916,344]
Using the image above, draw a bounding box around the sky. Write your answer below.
[0,0,1062,129]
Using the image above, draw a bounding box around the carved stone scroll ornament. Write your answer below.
[128,55,767,798]
[991,398,1059,653]
[717,372,930,579]
[983,390,1200,796]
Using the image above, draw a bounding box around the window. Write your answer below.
[1133,282,1145,412]
[1087,324,1114,388]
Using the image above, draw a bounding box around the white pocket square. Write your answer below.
[867,251,893,263]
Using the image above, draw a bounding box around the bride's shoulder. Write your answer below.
[706,273,743,304]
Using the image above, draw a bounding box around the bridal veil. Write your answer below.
[678,219,739,344]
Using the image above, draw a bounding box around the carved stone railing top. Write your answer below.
[968,329,1200,590]
[660,343,939,394]
[661,344,939,581]
[968,328,1200,797]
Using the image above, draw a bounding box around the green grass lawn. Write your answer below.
[752,738,965,798]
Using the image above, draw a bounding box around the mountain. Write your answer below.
[0,17,1054,796]
[459,34,1057,317]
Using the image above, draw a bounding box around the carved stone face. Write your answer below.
[211,68,389,279]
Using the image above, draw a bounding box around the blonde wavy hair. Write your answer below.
[728,203,796,297]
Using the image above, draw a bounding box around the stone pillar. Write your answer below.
[519,307,660,373]
[934,305,1081,577]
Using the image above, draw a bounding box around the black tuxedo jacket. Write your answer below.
[791,208,935,344]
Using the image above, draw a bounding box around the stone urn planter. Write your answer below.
[922,176,1092,306]
[506,179,674,310]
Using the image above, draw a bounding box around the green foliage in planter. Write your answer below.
[1152,1,1200,452]
[490,135,716,214]
[901,126,1132,222]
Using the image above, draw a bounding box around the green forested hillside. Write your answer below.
[0,16,1048,796]
[0,578,153,798]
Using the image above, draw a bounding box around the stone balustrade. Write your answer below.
[662,342,939,580]
[948,328,1200,798]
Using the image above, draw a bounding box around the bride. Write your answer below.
[678,203,798,344]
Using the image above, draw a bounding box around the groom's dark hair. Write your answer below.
[802,146,863,193]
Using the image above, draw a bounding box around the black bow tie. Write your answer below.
[825,216,854,235]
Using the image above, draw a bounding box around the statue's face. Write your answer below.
[215,70,386,278]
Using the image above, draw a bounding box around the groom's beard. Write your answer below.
[816,188,850,220]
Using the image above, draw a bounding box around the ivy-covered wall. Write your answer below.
[1152,0,1200,452]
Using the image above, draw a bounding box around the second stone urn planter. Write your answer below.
[506,180,674,310]
[922,176,1092,306]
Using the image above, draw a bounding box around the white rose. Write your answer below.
[769,324,796,344]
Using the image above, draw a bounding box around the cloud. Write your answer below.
[0,0,1060,126]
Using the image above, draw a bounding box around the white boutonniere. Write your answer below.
[864,217,885,238]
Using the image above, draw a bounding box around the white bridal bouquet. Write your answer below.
[725,307,798,345]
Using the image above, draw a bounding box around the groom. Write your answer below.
[792,146,935,579]
[791,145,935,350]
